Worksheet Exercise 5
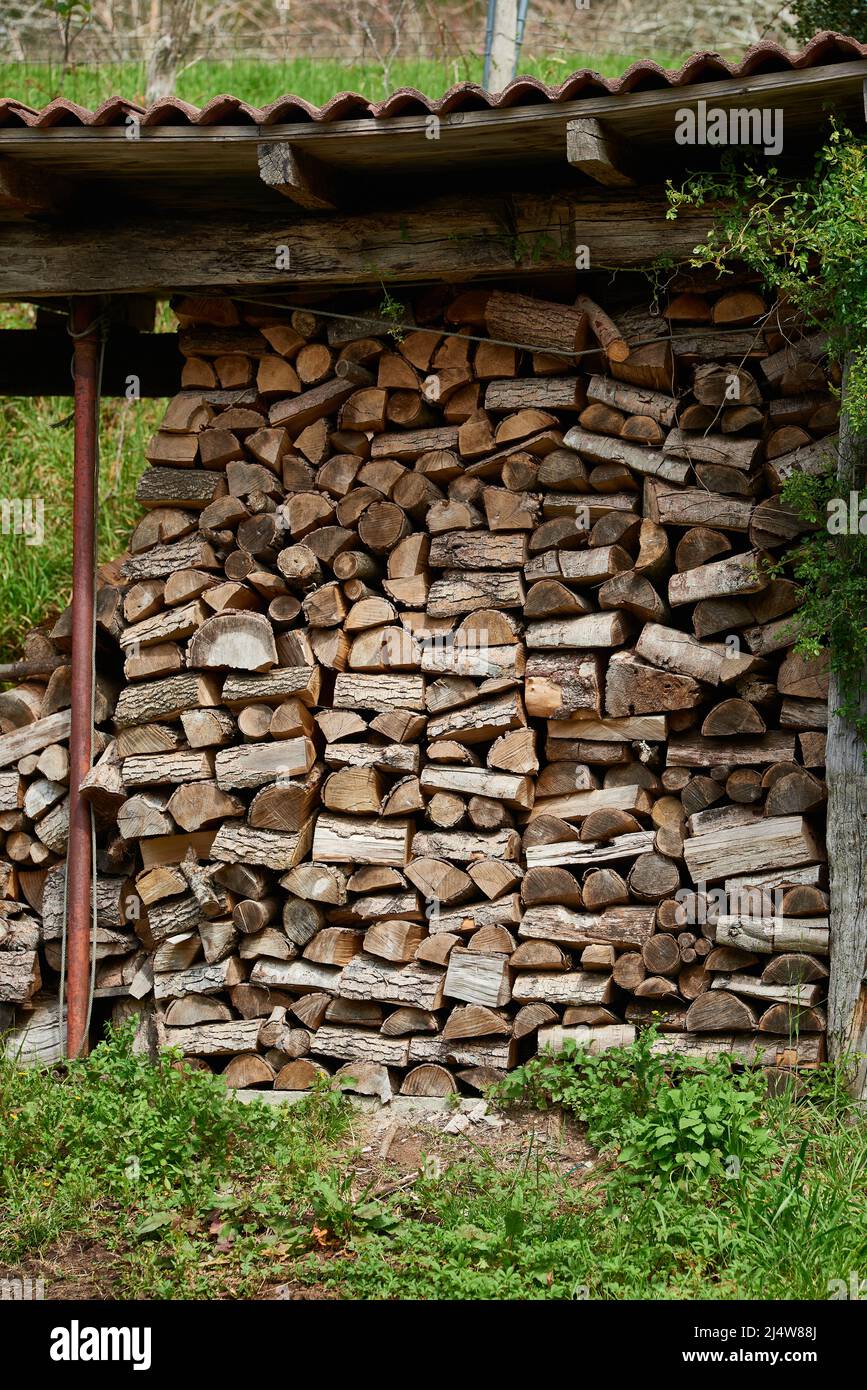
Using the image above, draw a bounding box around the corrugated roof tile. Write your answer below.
[138,96,205,127]
[0,31,863,131]
[89,96,145,126]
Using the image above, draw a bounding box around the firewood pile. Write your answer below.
[0,279,833,1095]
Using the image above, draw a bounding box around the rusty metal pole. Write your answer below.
[66,297,100,1058]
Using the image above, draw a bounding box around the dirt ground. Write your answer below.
[5,1099,596,1301]
[269,1098,597,1300]
[344,1096,594,1192]
[9,1237,123,1301]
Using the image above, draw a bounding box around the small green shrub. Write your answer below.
[492,1025,664,1140]
[617,1067,777,1183]
[492,1030,778,1184]
[766,463,867,749]
[0,1022,352,1281]
[2,1023,240,1197]
[306,1169,401,1238]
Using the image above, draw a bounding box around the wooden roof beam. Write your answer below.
[566,118,636,188]
[0,155,71,214]
[0,188,714,297]
[257,141,339,211]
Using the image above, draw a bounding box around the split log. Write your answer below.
[683,816,825,883]
[685,991,758,1032]
[519,904,655,949]
[165,1020,262,1056]
[537,1024,634,1054]
[334,955,444,1010]
[211,821,313,871]
[715,916,829,956]
[562,427,689,484]
[586,374,677,427]
[512,971,612,1007]
[214,739,315,789]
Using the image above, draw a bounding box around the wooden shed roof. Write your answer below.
[0,32,863,301]
[1,30,864,130]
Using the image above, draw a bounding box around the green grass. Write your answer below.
[305,1036,867,1301]
[1,1025,864,1300]
[0,51,690,110]
[0,1025,352,1298]
[297,1129,867,1300]
[0,302,161,664]
[0,391,160,663]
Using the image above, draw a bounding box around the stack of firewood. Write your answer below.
[0,279,833,1094]
[0,582,149,1060]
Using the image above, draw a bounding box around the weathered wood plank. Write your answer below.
[519,905,656,949]
[683,816,826,884]
[0,190,715,297]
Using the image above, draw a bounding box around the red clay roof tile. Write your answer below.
[0,32,864,131]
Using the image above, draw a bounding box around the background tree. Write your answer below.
[784,0,867,44]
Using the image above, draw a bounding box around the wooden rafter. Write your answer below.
[0,155,66,215]
[257,142,339,211]
[566,118,636,188]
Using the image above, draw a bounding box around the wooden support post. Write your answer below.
[827,354,867,1095]
[65,297,100,1059]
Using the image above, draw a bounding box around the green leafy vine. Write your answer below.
[666,124,867,749]
[665,122,867,432]
[376,286,407,345]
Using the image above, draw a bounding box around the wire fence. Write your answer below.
[0,0,794,69]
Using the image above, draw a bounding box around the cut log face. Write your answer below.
[525,654,602,719]
[605,651,701,717]
[685,991,758,1032]
[0,284,833,1090]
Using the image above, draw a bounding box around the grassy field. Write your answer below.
[1,1025,864,1300]
[0,306,161,663]
[0,392,159,662]
[0,51,690,110]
